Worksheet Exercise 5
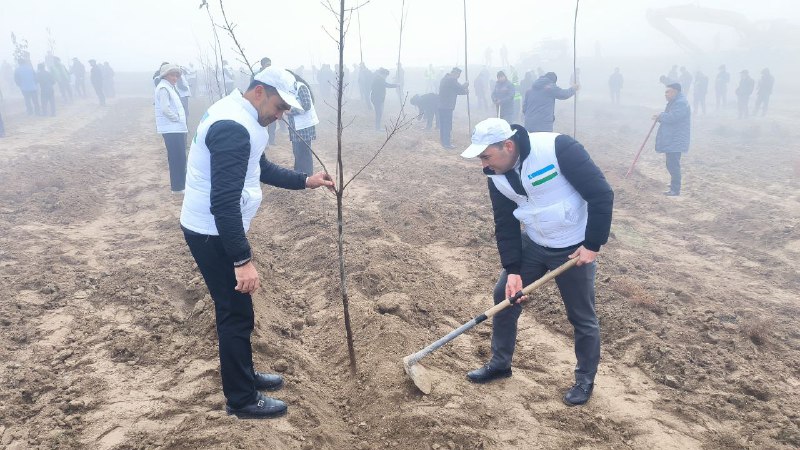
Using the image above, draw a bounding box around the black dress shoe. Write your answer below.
[466,365,512,384]
[663,190,679,197]
[563,383,594,406]
[254,371,284,391]
[226,393,287,419]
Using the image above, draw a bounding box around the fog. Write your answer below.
[1,0,799,73]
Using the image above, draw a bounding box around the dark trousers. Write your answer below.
[291,137,313,175]
[184,231,258,409]
[58,82,73,103]
[162,133,187,192]
[40,89,56,116]
[693,94,706,115]
[92,82,105,106]
[438,108,454,146]
[22,90,40,115]
[423,108,438,130]
[489,234,600,385]
[665,152,682,194]
[373,100,384,130]
[715,89,726,109]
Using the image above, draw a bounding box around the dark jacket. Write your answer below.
[693,73,709,96]
[195,120,307,263]
[36,69,55,94]
[90,65,103,86]
[757,74,774,97]
[438,74,468,110]
[410,93,438,116]
[736,76,755,98]
[370,76,397,104]
[492,79,515,120]
[485,126,614,274]
[522,75,575,132]
[655,93,691,154]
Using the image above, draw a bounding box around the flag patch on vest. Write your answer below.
[527,164,559,186]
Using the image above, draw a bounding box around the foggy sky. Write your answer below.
[1,0,798,72]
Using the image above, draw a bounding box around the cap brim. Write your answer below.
[277,89,302,110]
[461,143,489,159]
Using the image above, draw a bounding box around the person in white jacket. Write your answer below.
[153,63,188,193]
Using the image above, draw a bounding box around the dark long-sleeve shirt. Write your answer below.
[486,131,613,274]
[203,120,306,263]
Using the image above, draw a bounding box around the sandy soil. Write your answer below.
[0,92,798,449]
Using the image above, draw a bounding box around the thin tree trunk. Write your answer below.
[463,0,472,134]
[336,0,357,375]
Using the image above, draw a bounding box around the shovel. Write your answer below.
[402,257,578,394]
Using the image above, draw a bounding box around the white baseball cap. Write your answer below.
[252,66,302,110]
[461,118,517,158]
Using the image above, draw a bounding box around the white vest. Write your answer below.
[180,90,267,235]
[154,79,187,134]
[293,82,320,130]
[488,132,588,248]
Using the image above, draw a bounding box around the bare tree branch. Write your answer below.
[218,0,254,76]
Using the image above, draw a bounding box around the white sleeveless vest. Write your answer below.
[488,132,588,248]
[154,79,187,134]
[180,90,267,235]
[292,82,319,130]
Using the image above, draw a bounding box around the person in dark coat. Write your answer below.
[36,63,56,116]
[71,58,86,97]
[653,83,691,196]
[89,59,105,106]
[715,64,730,109]
[410,93,438,130]
[474,67,490,113]
[522,72,577,132]
[693,70,709,115]
[608,67,623,105]
[678,66,693,96]
[370,68,398,131]
[735,70,755,119]
[437,67,469,149]
[491,71,515,122]
[753,68,774,117]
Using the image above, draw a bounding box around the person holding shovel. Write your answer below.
[180,67,335,419]
[460,118,613,406]
[653,82,691,197]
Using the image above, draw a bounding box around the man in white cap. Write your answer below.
[461,118,613,406]
[180,66,334,419]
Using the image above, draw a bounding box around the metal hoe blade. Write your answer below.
[403,354,432,394]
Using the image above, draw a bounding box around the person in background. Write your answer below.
[36,63,56,116]
[753,68,774,117]
[474,67,490,113]
[286,69,319,175]
[608,67,623,105]
[89,59,105,106]
[523,72,578,132]
[735,70,755,119]
[693,70,709,115]
[153,64,188,193]
[176,67,192,119]
[71,58,86,98]
[52,57,72,103]
[491,71,515,122]
[438,67,469,149]
[102,62,115,98]
[410,92,438,130]
[653,83,691,197]
[370,68,398,131]
[14,57,40,115]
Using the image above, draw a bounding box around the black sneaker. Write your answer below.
[226,393,287,419]
[254,371,284,391]
[563,383,594,406]
[466,365,512,384]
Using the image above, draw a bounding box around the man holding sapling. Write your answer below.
[181,67,334,419]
